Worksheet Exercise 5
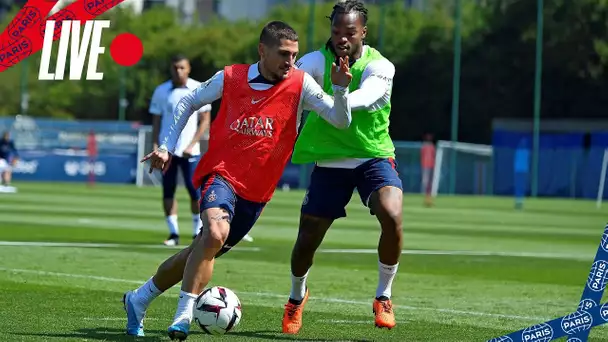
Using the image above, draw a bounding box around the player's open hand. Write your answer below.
[330,56,352,88]
[141,148,171,174]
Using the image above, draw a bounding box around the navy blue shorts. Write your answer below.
[163,155,200,201]
[301,158,403,219]
[199,174,266,257]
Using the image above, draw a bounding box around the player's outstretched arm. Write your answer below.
[158,70,224,154]
[301,57,353,129]
[348,58,395,111]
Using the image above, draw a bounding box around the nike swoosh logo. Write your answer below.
[251,98,265,104]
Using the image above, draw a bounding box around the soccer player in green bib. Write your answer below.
[282,0,403,334]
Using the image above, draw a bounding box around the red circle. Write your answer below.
[110,33,143,67]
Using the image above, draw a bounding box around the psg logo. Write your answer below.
[521,323,553,342]
[488,336,513,342]
[0,37,32,68]
[561,310,592,334]
[586,260,608,292]
[39,10,77,40]
[578,298,597,311]
[601,303,608,321]
[6,7,41,45]
[85,0,119,16]
[602,226,608,253]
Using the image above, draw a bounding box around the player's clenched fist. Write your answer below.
[141,147,171,174]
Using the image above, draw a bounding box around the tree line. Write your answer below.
[0,0,606,144]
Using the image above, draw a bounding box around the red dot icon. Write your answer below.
[110,33,143,67]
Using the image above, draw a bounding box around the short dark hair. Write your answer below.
[259,21,298,47]
[171,54,189,63]
[328,0,368,26]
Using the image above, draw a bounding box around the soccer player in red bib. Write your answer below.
[122,21,353,340]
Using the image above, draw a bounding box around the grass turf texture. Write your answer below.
[0,181,607,341]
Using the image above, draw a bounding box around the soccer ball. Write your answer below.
[193,286,242,335]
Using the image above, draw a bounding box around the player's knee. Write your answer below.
[378,207,402,234]
[200,210,230,248]
[372,189,403,234]
[205,224,228,248]
[199,223,229,249]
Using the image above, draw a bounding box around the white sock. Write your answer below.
[171,291,198,326]
[290,271,309,302]
[166,215,179,236]
[133,277,162,308]
[192,214,202,236]
[376,261,399,299]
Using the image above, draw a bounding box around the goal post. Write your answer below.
[596,148,608,209]
[135,125,162,187]
[431,140,493,197]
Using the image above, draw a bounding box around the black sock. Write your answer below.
[288,298,303,305]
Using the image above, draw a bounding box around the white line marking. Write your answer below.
[319,249,592,260]
[0,267,143,284]
[84,317,161,321]
[319,319,408,324]
[88,317,409,324]
[86,318,401,324]
[0,241,260,252]
[0,241,592,260]
[0,267,550,322]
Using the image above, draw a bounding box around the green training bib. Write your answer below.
[292,45,395,164]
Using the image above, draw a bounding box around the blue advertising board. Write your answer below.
[11,150,136,184]
[1,116,140,184]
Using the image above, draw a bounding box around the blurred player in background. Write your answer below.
[283,0,403,333]
[0,131,18,191]
[514,138,530,209]
[149,54,213,246]
[421,133,435,207]
[123,21,353,340]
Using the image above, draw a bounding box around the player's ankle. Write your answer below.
[288,297,303,305]
[172,291,197,325]
[290,271,309,302]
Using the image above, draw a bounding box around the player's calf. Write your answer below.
[283,215,331,335]
[169,208,231,338]
[123,239,201,337]
[370,186,403,265]
[369,186,403,329]
[290,214,333,277]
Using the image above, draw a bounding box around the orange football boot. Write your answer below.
[282,289,309,334]
[373,298,396,329]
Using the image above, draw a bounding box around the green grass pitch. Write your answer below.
[0,182,607,341]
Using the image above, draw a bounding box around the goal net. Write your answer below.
[135,125,159,187]
[392,141,425,194]
[431,140,493,197]
[135,125,210,187]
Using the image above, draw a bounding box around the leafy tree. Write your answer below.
[1,0,608,144]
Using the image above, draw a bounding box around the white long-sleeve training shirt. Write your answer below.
[295,45,396,168]
[149,78,211,158]
[159,62,351,154]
